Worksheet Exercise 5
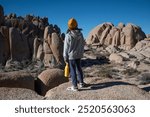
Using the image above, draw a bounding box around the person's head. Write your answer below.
[68,18,78,30]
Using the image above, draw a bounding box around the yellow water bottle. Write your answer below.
[64,62,69,77]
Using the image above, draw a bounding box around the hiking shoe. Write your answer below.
[67,86,78,91]
[79,82,88,88]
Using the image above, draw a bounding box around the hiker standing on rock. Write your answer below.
[63,18,87,91]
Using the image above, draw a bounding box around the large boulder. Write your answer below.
[122,23,136,50]
[0,87,43,100]
[100,25,111,44]
[0,26,10,63]
[0,5,4,26]
[9,27,30,61]
[109,53,123,63]
[45,78,150,100]
[0,26,9,66]
[32,37,44,60]
[37,68,69,96]
[134,40,147,51]
[0,32,6,65]
[0,71,35,90]
[43,26,64,68]
[105,27,118,45]
[50,32,65,68]
[112,29,120,46]
[140,48,150,58]
[86,24,105,44]
[43,25,53,54]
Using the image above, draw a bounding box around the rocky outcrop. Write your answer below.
[125,39,150,61]
[0,26,9,66]
[0,5,4,26]
[0,5,64,69]
[37,68,69,96]
[9,27,30,61]
[45,78,150,100]
[42,26,65,68]
[0,87,43,100]
[50,32,65,68]
[86,22,146,50]
[0,71,35,90]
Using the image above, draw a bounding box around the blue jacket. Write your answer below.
[63,30,84,60]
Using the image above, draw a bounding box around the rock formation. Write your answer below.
[86,22,146,50]
[0,5,150,100]
[37,68,69,96]
[0,5,4,26]
[0,5,64,69]
[0,87,43,100]
[0,71,35,90]
[45,78,150,100]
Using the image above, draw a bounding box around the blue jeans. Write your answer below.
[69,59,84,87]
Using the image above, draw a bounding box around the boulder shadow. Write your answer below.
[81,57,110,67]
[142,86,150,92]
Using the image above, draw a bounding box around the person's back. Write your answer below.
[63,18,87,91]
[64,29,84,60]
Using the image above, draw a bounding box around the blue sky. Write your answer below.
[0,0,150,38]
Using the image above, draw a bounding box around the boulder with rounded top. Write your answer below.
[37,68,69,96]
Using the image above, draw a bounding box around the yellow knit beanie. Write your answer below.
[68,18,78,30]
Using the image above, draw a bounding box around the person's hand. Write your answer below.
[64,58,69,63]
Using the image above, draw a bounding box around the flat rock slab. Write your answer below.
[45,78,150,100]
[0,87,43,100]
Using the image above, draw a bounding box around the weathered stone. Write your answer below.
[118,22,125,30]
[127,61,140,69]
[122,24,135,50]
[86,22,146,50]
[50,32,65,68]
[100,25,111,44]
[43,34,52,54]
[45,78,150,100]
[134,40,147,51]
[43,53,56,68]
[44,25,53,40]
[118,52,130,59]
[36,44,44,60]
[86,24,106,44]
[109,53,123,63]
[0,87,43,100]
[112,29,120,46]
[37,68,69,96]
[0,33,5,65]
[0,5,4,26]
[9,27,30,61]
[33,37,43,60]
[137,72,150,85]
[133,25,146,41]
[0,26,10,62]
[105,45,118,53]
[127,51,145,60]
[53,24,61,35]
[140,48,150,58]
[0,71,35,90]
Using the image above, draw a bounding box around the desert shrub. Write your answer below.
[137,72,150,85]
[121,68,141,76]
